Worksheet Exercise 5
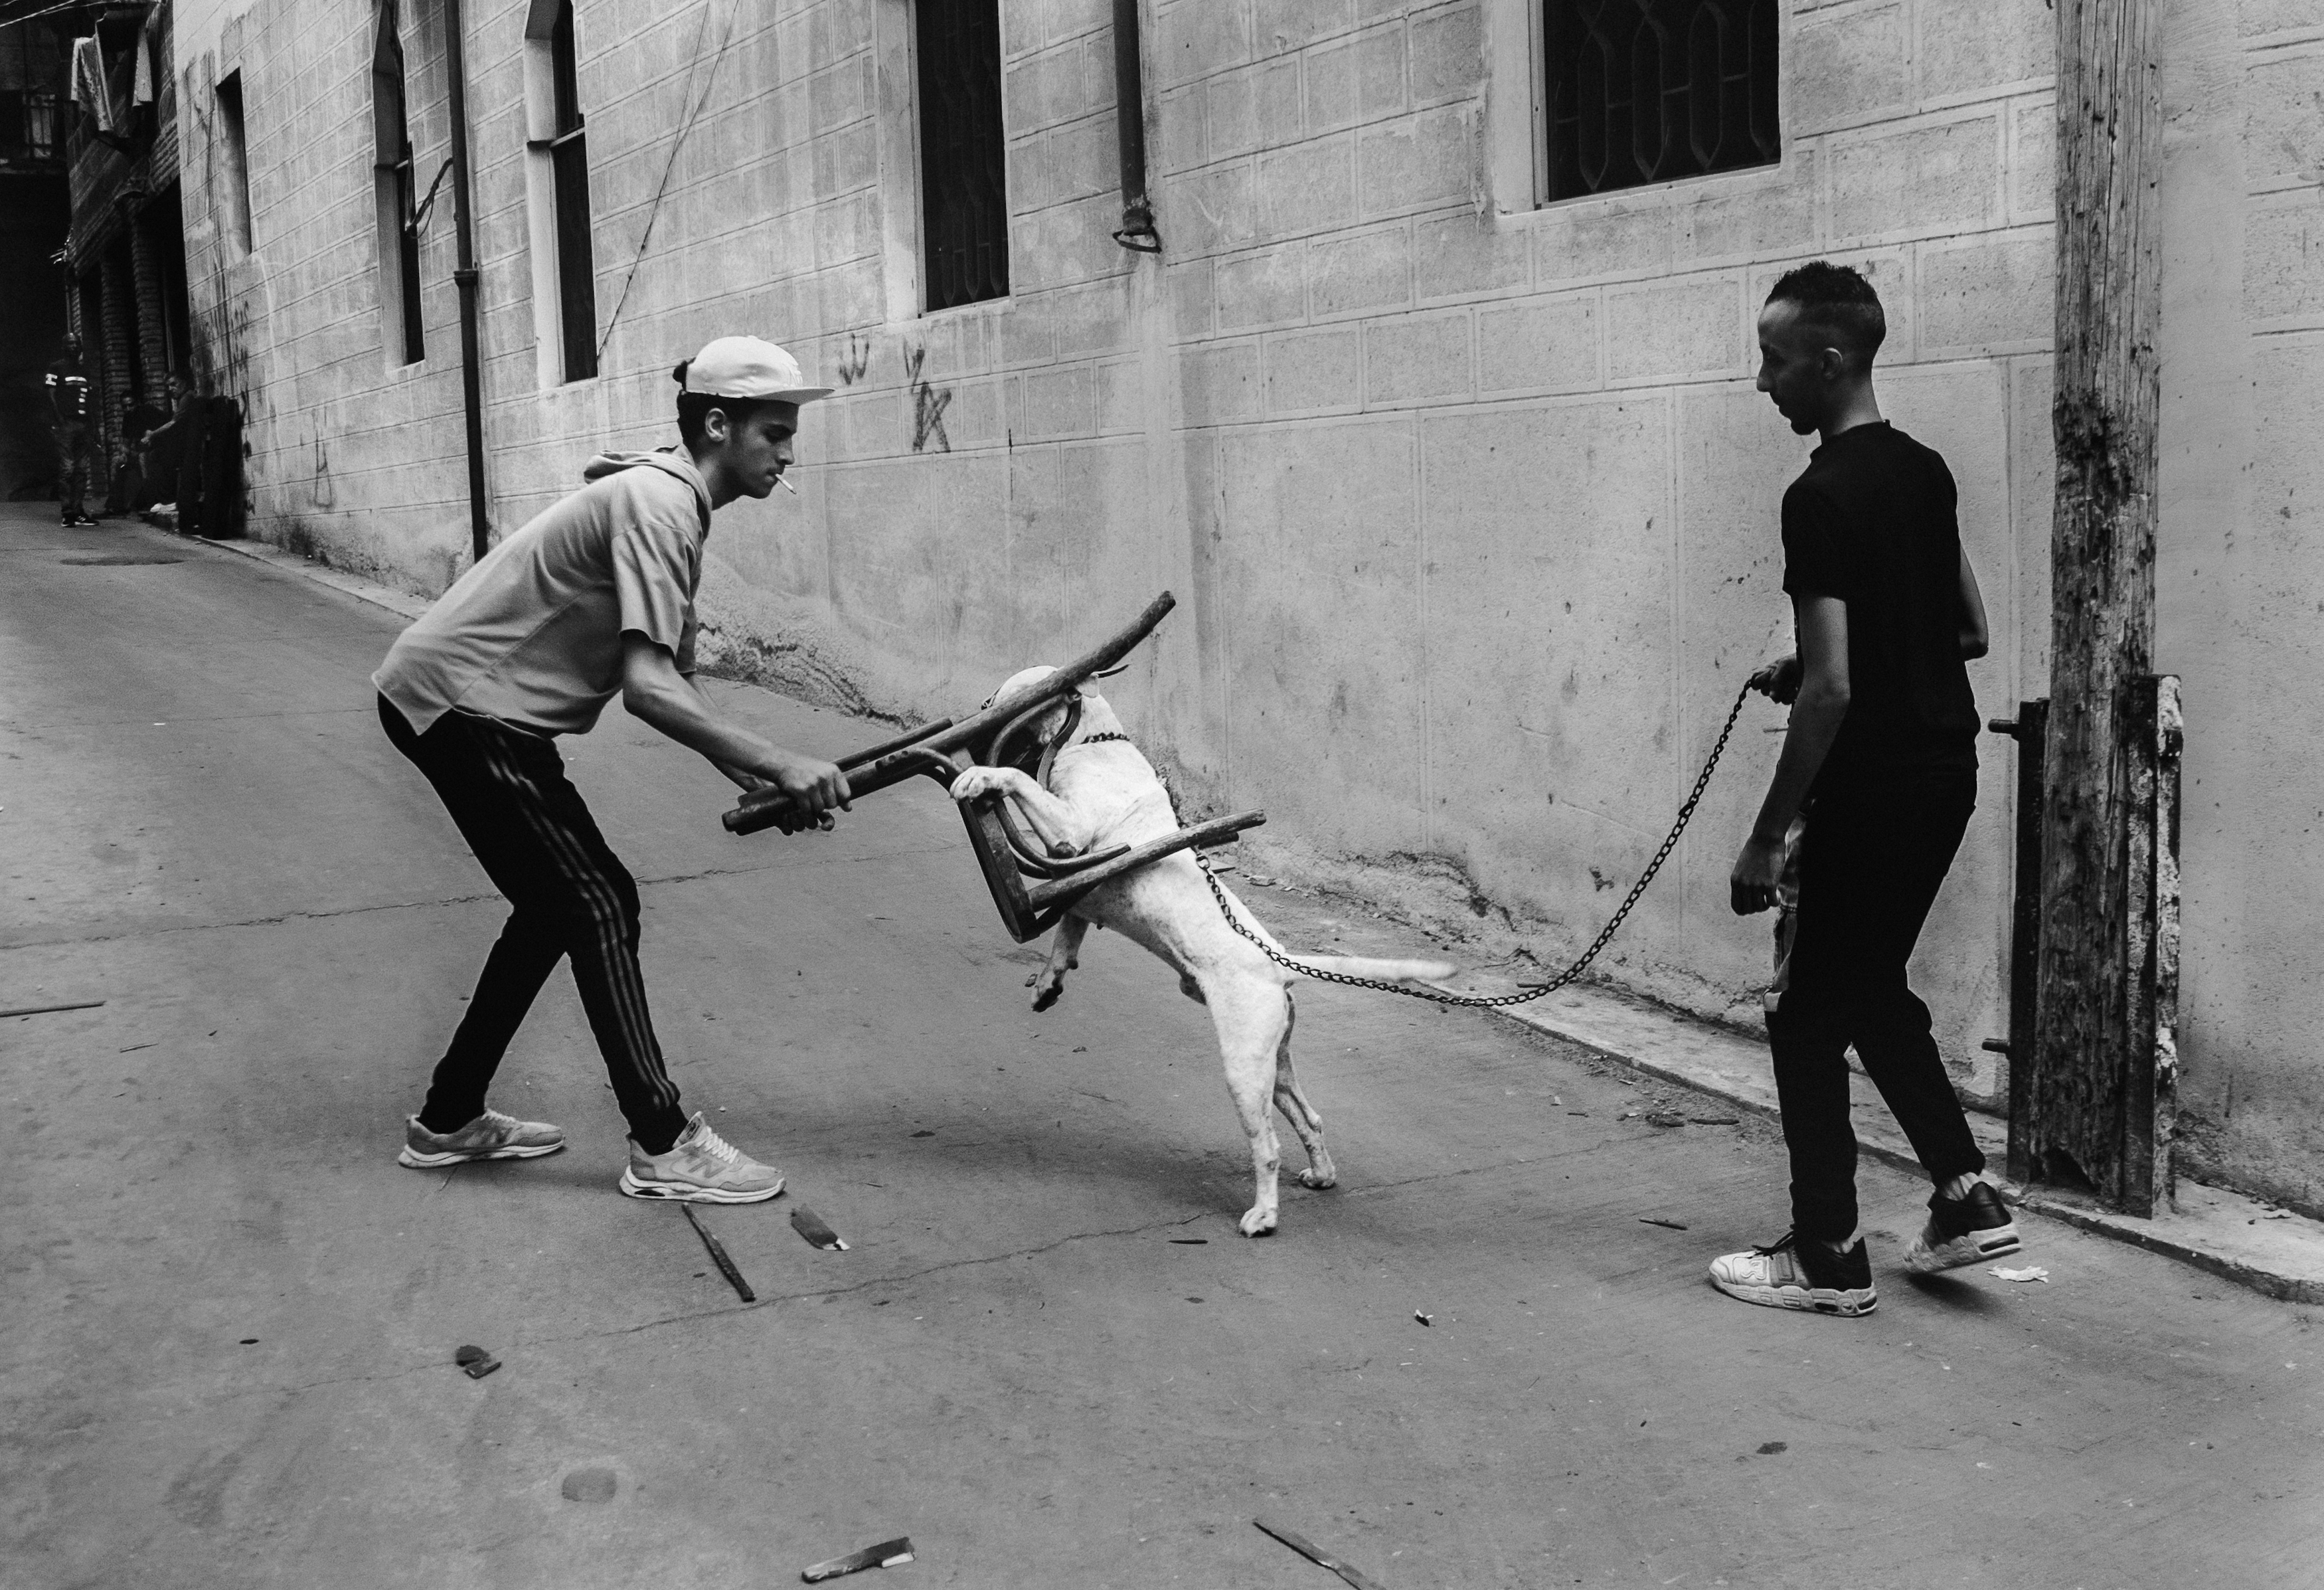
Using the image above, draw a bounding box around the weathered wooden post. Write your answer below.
[2024,0,2173,1212]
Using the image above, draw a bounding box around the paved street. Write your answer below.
[3,503,2319,1589]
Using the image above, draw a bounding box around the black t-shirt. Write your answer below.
[1780,422,1979,795]
[46,359,93,427]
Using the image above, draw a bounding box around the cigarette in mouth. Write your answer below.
[777,474,799,495]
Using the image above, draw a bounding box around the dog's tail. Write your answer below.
[1281,954,1459,986]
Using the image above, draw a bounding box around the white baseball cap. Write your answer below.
[679,335,833,403]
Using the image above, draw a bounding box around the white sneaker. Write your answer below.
[618,1112,785,1203]
[1708,1231,1878,1316]
[398,1108,564,1168]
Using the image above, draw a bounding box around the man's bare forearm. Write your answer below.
[1750,691,1849,842]
[627,673,779,774]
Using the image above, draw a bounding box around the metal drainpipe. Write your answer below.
[1110,0,1159,252]
[442,0,491,563]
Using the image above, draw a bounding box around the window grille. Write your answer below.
[373,0,424,364]
[915,0,1009,311]
[546,0,597,381]
[1542,0,1780,202]
[0,90,59,163]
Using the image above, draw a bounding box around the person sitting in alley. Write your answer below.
[46,332,97,528]
[1711,262,2021,1317]
[373,335,847,1202]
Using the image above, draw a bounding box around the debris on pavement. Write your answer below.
[1243,873,1278,887]
[1252,1517,1392,1590]
[453,1344,500,1379]
[684,1205,758,1301]
[1,998,106,1019]
[1645,1111,1687,1128]
[1992,1265,2050,1284]
[1756,1441,1788,1455]
[802,1536,915,1581]
[1413,1310,1432,1326]
[1169,1237,1208,1245]
[1639,1217,1689,1231]
[791,1206,850,1251]
[1690,1115,1742,1126]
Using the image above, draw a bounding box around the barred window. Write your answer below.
[1541,0,1780,203]
[544,0,597,381]
[373,0,424,364]
[915,0,1009,312]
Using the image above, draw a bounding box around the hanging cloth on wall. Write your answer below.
[69,36,114,132]
[132,16,154,106]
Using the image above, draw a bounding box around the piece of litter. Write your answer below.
[1566,1110,1589,1116]
[1689,1116,1740,1126]
[2260,1209,2290,1220]
[453,1344,501,1379]
[1414,1310,1433,1326]
[1244,873,1278,887]
[910,1129,935,1138]
[1072,1045,1087,1053]
[684,1205,757,1301]
[1645,1111,1686,1128]
[1253,1518,1390,1590]
[1991,1265,2049,1283]
[1756,1441,1787,1455]
[1169,1237,1208,1245]
[790,1206,849,1251]
[802,1536,915,1582]
[1639,1217,1689,1231]
[0,999,106,1019]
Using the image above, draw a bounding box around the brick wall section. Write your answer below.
[165,0,2324,1197]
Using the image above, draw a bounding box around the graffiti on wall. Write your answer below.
[905,344,951,454]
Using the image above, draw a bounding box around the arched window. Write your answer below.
[372,0,423,364]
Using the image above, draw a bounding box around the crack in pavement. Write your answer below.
[1,843,961,951]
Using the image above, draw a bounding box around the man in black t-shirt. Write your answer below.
[45,333,98,527]
[1707,263,2026,1319]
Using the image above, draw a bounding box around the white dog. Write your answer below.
[949,668,1456,1236]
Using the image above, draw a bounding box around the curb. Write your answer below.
[1488,984,2324,1306]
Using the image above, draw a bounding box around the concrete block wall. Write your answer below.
[165,0,2324,1205]
[2149,0,2324,1213]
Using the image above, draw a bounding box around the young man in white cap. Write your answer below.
[374,336,846,1201]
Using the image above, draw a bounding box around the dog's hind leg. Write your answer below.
[1029,914,1089,1011]
[1269,992,1337,1190]
[1208,978,1293,1236]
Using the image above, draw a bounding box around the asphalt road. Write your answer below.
[3,505,2319,1589]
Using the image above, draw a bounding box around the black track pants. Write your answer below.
[379,696,689,1153]
[1767,772,1985,1243]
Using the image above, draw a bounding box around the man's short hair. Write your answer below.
[672,360,779,447]
[1766,261,1886,366]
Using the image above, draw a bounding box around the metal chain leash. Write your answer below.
[1192,682,1758,1008]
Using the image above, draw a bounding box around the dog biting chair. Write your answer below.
[720,592,1266,942]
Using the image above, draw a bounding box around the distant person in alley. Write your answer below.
[1712,263,2021,1317]
[46,332,96,527]
[373,336,847,1202]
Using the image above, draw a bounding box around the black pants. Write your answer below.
[379,697,689,1152]
[1768,772,1985,1242]
[54,425,90,517]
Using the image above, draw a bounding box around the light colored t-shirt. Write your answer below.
[373,450,712,737]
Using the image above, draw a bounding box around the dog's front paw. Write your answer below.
[1297,1166,1337,1190]
[948,766,1013,803]
[1029,979,1064,1012]
[1237,1205,1280,1237]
